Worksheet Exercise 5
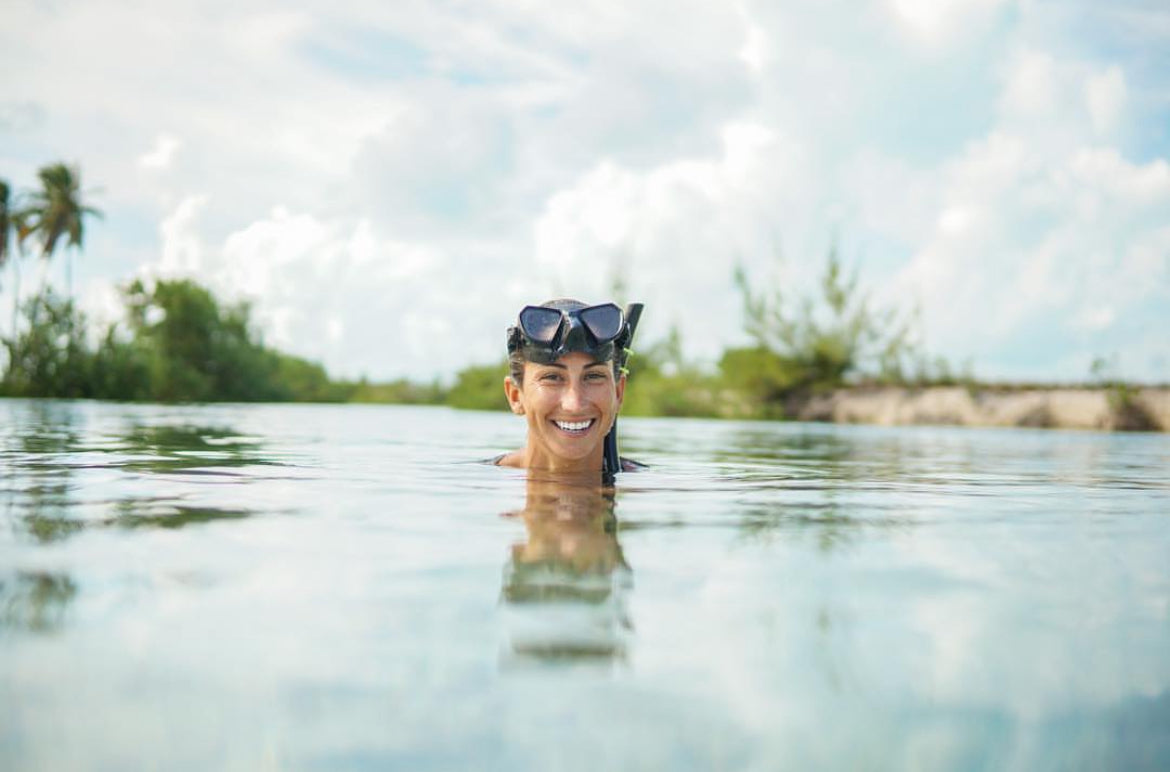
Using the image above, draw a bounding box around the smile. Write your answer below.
[553,419,595,433]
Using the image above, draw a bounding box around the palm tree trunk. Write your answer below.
[37,256,50,297]
[10,255,19,337]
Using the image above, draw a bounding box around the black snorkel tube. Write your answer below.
[602,302,643,486]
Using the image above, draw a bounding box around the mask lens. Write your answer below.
[519,306,564,344]
[579,304,623,342]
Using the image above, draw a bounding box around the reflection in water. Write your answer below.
[500,475,632,666]
[107,501,254,530]
[735,503,912,552]
[3,402,82,541]
[0,572,77,633]
[113,424,271,474]
[2,406,268,542]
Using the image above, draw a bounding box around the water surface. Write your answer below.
[2,400,1168,769]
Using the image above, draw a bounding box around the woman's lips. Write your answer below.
[553,418,595,434]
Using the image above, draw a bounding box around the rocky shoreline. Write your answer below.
[792,386,1170,432]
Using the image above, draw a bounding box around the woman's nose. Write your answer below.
[561,381,584,411]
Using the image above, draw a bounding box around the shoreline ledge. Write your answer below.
[791,386,1170,432]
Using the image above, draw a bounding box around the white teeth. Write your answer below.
[555,419,593,432]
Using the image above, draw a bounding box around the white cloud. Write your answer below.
[532,121,806,360]
[1071,305,1115,332]
[137,134,182,171]
[1000,51,1061,120]
[158,195,209,276]
[889,0,1007,46]
[1085,65,1128,136]
[737,13,769,73]
[890,128,1170,375]
[143,201,518,378]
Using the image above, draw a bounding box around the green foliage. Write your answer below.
[447,360,510,411]
[1,177,37,270]
[120,278,281,401]
[621,326,724,418]
[1,279,358,403]
[1090,355,1157,431]
[20,163,102,298]
[717,346,798,415]
[90,327,153,401]
[272,354,354,402]
[0,179,12,270]
[25,164,101,257]
[348,377,445,404]
[729,244,918,404]
[1,291,92,398]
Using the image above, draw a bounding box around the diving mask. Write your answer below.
[507,301,630,366]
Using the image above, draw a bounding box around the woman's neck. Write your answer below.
[519,444,604,476]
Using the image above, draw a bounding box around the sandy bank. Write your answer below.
[793,386,1170,432]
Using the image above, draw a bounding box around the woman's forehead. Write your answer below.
[528,352,611,370]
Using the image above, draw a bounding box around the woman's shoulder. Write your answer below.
[485,453,645,471]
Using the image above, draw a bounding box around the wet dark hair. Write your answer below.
[508,298,621,385]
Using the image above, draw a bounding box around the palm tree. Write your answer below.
[26,163,102,299]
[0,179,36,336]
[0,179,11,275]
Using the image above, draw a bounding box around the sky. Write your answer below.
[2,0,1168,384]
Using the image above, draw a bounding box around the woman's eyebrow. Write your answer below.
[540,360,608,371]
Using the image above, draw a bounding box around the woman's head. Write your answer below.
[503,299,630,472]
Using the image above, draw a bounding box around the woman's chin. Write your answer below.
[534,438,601,466]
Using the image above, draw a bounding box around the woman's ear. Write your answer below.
[504,376,525,414]
[615,372,627,409]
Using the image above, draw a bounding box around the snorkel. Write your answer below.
[507,299,644,484]
[602,303,642,485]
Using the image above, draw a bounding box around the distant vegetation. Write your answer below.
[0,163,962,412]
[0,248,953,412]
[2,281,343,402]
[8,161,1149,423]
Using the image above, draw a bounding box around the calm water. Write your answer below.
[2,399,1168,770]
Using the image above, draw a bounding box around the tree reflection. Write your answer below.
[113,423,272,474]
[500,474,633,666]
[3,401,82,542]
[0,571,77,633]
[734,499,913,552]
[3,408,267,542]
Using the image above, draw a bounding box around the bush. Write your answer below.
[728,244,919,406]
[1,291,92,398]
[447,360,509,411]
[2,279,360,403]
[348,378,445,404]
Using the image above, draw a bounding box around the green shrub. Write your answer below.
[728,244,919,407]
[1,291,93,398]
[447,360,509,411]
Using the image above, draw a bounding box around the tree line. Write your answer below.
[3,162,959,413]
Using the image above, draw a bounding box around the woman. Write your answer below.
[493,299,642,476]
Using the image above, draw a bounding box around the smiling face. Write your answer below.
[503,351,626,473]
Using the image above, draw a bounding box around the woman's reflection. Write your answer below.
[500,474,633,666]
